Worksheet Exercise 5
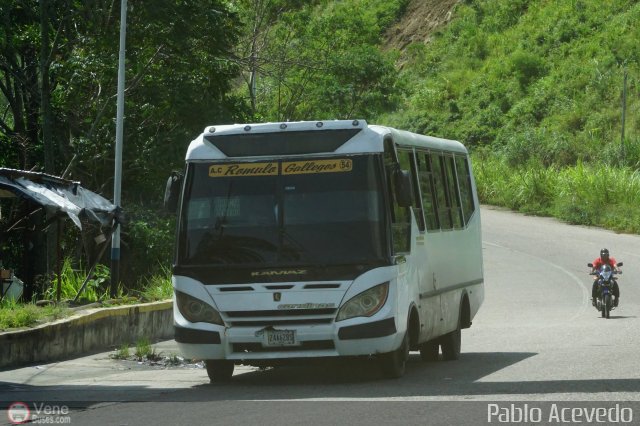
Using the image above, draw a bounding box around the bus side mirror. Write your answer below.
[394,169,413,208]
[164,172,183,213]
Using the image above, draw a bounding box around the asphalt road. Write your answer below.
[2,206,640,425]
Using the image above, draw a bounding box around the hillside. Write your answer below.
[383,0,640,167]
[380,0,640,233]
[385,0,460,51]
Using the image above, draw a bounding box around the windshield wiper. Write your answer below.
[215,181,234,237]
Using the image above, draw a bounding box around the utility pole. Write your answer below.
[621,67,627,165]
[111,0,127,298]
[40,0,58,297]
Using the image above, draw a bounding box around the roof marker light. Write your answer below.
[280,123,287,130]
[244,125,251,132]
[352,120,359,126]
[316,122,323,128]
[208,126,216,133]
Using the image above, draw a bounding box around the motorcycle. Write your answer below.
[587,261,623,319]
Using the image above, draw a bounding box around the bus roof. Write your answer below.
[185,120,468,161]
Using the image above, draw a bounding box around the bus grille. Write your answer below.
[223,308,337,327]
[225,309,337,317]
[227,318,333,327]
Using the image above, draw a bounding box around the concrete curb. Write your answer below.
[0,300,173,369]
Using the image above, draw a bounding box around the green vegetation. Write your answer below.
[0,298,69,331]
[382,0,640,231]
[134,338,161,361]
[137,265,173,302]
[233,0,407,120]
[474,154,640,233]
[0,257,170,330]
[44,258,112,303]
[387,0,639,165]
[0,0,242,295]
[110,341,185,365]
[112,344,130,360]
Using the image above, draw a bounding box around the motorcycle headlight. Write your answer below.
[175,291,223,325]
[336,282,389,322]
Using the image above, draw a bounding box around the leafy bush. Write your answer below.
[121,205,175,290]
[44,258,111,302]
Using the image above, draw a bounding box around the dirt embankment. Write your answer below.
[384,0,461,51]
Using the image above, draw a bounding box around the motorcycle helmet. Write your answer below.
[600,248,609,259]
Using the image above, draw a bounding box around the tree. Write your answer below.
[0,0,248,289]
[233,0,317,116]
[248,0,405,121]
[0,1,42,169]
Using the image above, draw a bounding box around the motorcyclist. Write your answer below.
[591,248,620,307]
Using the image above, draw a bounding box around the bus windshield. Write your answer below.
[178,155,387,268]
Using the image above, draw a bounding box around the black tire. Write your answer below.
[419,339,439,362]
[441,317,462,361]
[379,332,409,378]
[205,360,234,383]
[604,294,611,319]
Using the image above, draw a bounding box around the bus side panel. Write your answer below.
[426,210,483,337]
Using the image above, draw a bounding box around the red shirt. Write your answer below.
[592,256,617,269]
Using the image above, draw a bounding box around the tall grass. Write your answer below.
[138,264,173,302]
[44,258,112,302]
[474,153,640,234]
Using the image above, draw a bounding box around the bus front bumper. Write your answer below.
[175,317,403,361]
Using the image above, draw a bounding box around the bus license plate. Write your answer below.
[264,329,297,347]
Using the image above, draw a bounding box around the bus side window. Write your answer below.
[417,152,439,231]
[385,150,411,254]
[432,153,453,230]
[455,155,475,224]
[407,150,425,232]
[445,155,464,229]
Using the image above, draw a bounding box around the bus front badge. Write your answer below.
[273,292,281,302]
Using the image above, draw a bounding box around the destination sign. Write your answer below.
[282,159,352,175]
[209,159,353,177]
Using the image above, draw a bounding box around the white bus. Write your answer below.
[164,120,484,381]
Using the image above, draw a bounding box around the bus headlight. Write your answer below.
[175,291,224,325]
[336,282,389,322]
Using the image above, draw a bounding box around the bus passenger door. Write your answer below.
[413,150,444,341]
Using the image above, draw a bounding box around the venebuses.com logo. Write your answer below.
[7,401,71,424]
[7,402,30,424]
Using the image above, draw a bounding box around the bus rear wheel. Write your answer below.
[440,322,461,361]
[419,340,439,362]
[205,360,234,383]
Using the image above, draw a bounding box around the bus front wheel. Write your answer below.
[205,360,234,383]
[379,332,409,378]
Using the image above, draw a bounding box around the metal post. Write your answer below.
[111,0,127,297]
[56,219,61,302]
[621,67,627,165]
